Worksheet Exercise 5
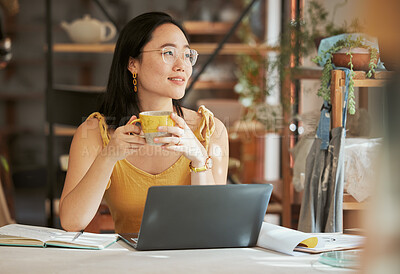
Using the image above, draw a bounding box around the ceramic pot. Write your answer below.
[332,47,379,71]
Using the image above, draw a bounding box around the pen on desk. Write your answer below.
[322,236,336,242]
[72,230,84,241]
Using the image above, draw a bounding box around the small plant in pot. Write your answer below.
[312,35,379,114]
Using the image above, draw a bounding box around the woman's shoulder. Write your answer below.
[73,116,103,145]
[80,116,101,130]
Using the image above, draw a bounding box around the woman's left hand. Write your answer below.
[154,112,208,166]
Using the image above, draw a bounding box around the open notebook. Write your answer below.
[0,224,118,250]
[256,222,365,255]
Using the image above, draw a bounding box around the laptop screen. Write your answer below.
[120,184,273,251]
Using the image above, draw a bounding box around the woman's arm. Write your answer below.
[59,117,145,231]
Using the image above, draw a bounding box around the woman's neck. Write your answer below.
[138,94,174,112]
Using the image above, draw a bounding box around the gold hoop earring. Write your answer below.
[133,73,138,92]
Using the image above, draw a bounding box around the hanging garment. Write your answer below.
[298,68,350,233]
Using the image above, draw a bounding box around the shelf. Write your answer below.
[373,71,395,79]
[0,126,43,136]
[0,92,44,101]
[52,43,115,53]
[267,202,283,214]
[183,21,233,35]
[53,84,105,93]
[291,67,322,80]
[54,125,76,136]
[331,69,390,128]
[343,194,367,211]
[53,43,277,55]
[292,68,393,83]
[353,79,388,87]
[349,71,390,87]
[193,43,277,55]
[46,124,77,137]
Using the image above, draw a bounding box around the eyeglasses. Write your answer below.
[141,46,199,66]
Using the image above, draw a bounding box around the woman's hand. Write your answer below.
[154,112,208,166]
[103,115,146,162]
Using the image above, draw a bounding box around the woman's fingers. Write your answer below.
[171,112,188,129]
[127,115,138,125]
[157,125,185,137]
[121,124,141,135]
[154,136,182,146]
[125,134,146,145]
[114,125,146,145]
[156,114,192,148]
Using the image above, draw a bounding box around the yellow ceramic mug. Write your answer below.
[130,111,175,145]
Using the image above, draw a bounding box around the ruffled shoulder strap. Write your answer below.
[86,112,110,147]
[194,105,216,151]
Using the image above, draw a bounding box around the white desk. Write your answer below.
[0,241,356,273]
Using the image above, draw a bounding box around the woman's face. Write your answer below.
[128,23,193,100]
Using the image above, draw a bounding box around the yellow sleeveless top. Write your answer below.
[86,106,215,233]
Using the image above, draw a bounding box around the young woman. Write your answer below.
[59,12,229,233]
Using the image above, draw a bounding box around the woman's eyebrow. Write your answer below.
[160,43,190,49]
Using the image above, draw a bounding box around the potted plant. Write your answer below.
[270,0,363,107]
[233,2,282,132]
[233,0,364,126]
[312,35,379,114]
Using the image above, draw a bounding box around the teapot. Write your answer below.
[61,14,116,43]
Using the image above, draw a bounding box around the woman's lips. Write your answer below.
[168,77,185,85]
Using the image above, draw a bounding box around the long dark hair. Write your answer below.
[99,12,186,128]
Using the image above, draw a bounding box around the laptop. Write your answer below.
[119,184,273,251]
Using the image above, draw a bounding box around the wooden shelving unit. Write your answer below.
[280,67,391,228]
[330,69,390,216]
[52,42,276,55]
[330,70,391,128]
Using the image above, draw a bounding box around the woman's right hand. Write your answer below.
[103,115,146,161]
